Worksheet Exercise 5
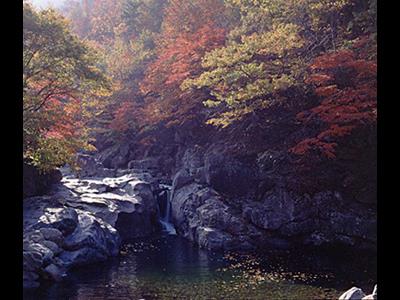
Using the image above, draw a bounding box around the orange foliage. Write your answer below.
[110,100,136,132]
[43,96,83,140]
[291,36,377,159]
[139,0,226,125]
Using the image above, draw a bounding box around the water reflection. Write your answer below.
[24,236,376,300]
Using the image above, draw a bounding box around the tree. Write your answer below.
[139,0,228,126]
[182,0,354,127]
[290,35,376,159]
[23,3,111,172]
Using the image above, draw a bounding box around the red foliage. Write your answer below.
[110,100,136,132]
[43,96,83,140]
[290,36,377,159]
[139,0,226,125]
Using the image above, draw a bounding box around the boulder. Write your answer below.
[43,264,66,282]
[23,270,40,289]
[59,247,109,267]
[76,153,100,177]
[362,285,377,300]
[23,163,62,198]
[204,148,257,196]
[97,144,130,169]
[339,287,366,300]
[36,207,78,236]
[39,228,63,245]
[62,211,120,256]
[172,169,194,191]
[171,182,259,250]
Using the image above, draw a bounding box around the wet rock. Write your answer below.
[339,287,366,300]
[59,247,109,267]
[196,227,231,250]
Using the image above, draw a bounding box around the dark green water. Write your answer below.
[24,235,376,299]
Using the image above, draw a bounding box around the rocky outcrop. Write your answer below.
[23,164,161,289]
[169,146,377,251]
[339,285,377,300]
[23,163,62,198]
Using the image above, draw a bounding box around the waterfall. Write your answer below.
[158,186,177,235]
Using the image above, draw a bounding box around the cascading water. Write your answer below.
[157,185,177,235]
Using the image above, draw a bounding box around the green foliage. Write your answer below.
[122,0,166,38]
[182,0,356,127]
[23,3,111,172]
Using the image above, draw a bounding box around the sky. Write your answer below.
[27,0,66,9]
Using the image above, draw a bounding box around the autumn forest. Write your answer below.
[23,0,377,298]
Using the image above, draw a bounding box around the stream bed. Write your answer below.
[24,234,376,300]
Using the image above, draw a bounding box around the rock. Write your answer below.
[204,148,258,197]
[23,162,171,289]
[63,211,120,256]
[26,230,45,243]
[42,240,61,255]
[23,270,40,289]
[23,163,62,198]
[171,182,258,250]
[23,250,43,271]
[37,207,78,236]
[59,247,109,267]
[24,243,54,266]
[128,157,160,170]
[76,153,99,177]
[39,228,63,245]
[339,287,366,300]
[43,264,66,282]
[362,285,377,300]
[98,144,130,169]
[172,169,194,191]
[196,227,231,250]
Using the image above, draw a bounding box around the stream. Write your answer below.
[24,233,376,299]
[23,164,376,299]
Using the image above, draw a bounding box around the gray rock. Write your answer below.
[43,264,66,282]
[204,148,257,196]
[23,270,40,289]
[42,240,61,255]
[362,285,377,300]
[76,154,99,177]
[37,207,78,236]
[59,247,108,267]
[63,211,120,256]
[39,228,63,245]
[339,287,366,300]
[24,243,54,266]
[196,226,231,250]
[172,169,193,191]
[23,250,43,271]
